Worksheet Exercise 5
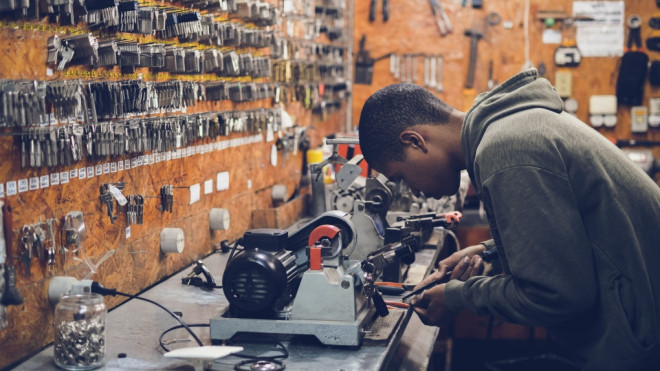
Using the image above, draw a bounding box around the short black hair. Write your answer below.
[358,84,454,171]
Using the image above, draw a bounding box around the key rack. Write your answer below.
[0,0,353,367]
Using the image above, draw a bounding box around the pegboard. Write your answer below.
[353,0,660,184]
[0,0,351,367]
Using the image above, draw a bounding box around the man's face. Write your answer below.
[381,147,461,199]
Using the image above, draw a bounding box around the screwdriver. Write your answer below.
[401,269,453,304]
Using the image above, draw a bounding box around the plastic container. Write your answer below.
[53,293,106,370]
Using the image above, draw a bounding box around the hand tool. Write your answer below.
[355,34,391,85]
[401,269,453,304]
[463,22,484,110]
[369,0,389,22]
[435,55,444,92]
[1,199,24,306]
[428,0,452,37]
[182,260,217,290]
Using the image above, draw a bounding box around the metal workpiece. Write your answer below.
[349,200,385,261]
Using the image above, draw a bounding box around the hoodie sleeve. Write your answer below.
[444,165,598,327]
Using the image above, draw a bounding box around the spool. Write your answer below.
[209,208,231,231]
[160,228,185,253]
[271,184,288,204]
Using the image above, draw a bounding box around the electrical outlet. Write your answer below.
[631,106,648,133]
[554,71,572,98]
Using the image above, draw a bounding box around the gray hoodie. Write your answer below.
[444,69,660,370]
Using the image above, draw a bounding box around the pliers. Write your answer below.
[429,0,452,36]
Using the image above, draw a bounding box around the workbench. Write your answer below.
[14,236,443,371]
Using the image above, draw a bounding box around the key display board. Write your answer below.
[0,0,352,367]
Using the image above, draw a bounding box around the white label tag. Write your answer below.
[7,181,17,195]
[103,163,110,174]
[40,175,49,189]
[0,184,4,198]
[79,168,86,179]
[50,173,60,186]
[204,179,213,194]
[60,172,69,184]
[96,165,103,176]
[111,162,117,173]
[28,178,38,191]
[190,183,200,204]
[87,166,94,178]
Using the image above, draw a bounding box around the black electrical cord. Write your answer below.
[91,282,204,347]
[226,333,289,362]
[158,323,209,352]
[158,324,290,370]
[227,238,245,263]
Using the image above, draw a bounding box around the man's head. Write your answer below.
[358,84,465,198]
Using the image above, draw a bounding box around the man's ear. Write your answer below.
[400,130,428,153]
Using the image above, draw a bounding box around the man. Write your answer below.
[357,69,660,370]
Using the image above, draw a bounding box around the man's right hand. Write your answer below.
[437,244,486,281]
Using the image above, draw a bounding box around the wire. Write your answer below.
[158,323,209,352]
[227,238,244,263]
[91,282,205,349]
[110,289,205,348]
[226,333,289,361]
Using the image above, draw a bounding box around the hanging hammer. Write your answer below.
[464,27,484,90]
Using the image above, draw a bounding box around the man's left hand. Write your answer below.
[411,283,455,327]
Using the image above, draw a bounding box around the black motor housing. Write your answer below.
[223,229,300,317]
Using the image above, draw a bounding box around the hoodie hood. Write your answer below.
[461,69,564,186]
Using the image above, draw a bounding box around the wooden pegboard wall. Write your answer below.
[0,0,351,367]
[353,0,660,184]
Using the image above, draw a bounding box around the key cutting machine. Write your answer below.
[210,210,417,346]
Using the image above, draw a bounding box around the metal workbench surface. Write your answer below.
[15,247,440,371]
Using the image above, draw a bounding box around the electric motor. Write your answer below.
[222,229,301,318]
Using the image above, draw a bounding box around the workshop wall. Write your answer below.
[0,0,350,368]
[353,0,660,185]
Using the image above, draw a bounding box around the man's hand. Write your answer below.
[411,245,486,327]
[411,264,455,327]
[438,244,486,280]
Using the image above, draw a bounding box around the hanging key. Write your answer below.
[99,184,117,224]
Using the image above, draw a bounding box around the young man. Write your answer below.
[357,69,660,371]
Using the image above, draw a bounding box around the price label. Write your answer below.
[51,173,60,186]
[28,178,38,191]
[60,172,69,184]
[7,181,17,196]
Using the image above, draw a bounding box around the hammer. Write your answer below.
[464,27,484,90]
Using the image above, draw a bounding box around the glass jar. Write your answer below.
[53,293,106,370]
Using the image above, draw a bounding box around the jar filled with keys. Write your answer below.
[53,293,106,370]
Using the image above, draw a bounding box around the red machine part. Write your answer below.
[443,211,462,224]
[308,224,341,247]
[307,224,341,271]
